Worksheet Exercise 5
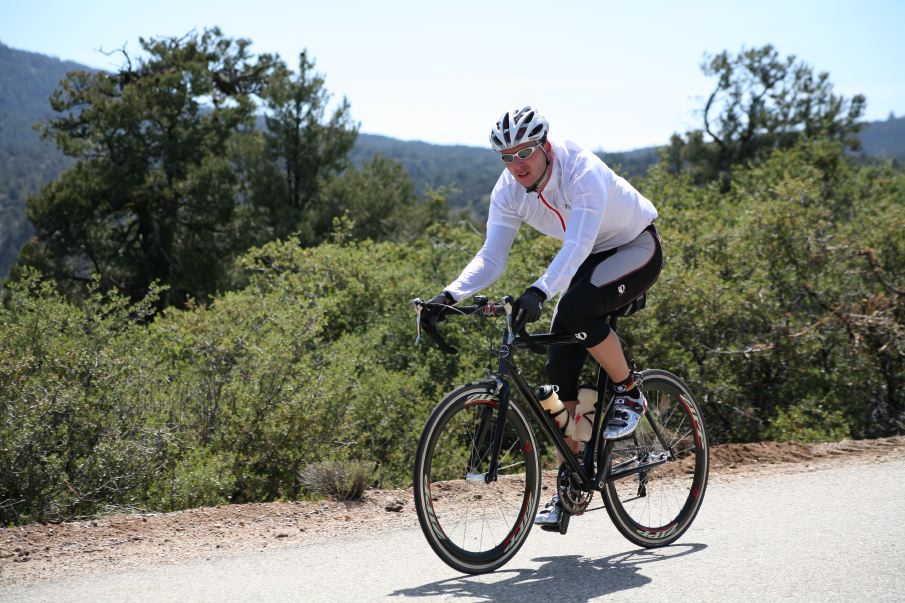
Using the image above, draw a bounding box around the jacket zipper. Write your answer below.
[538,192,566,232]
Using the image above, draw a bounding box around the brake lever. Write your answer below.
[412,298,424,346]
[502,296,515,345]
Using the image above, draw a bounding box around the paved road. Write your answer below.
[3,459,905,602]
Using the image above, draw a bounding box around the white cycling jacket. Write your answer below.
[445,139,658,301]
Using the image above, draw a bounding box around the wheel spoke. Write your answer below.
[603,372,708,548]
[496,460,526,472]
[414,389,540,574]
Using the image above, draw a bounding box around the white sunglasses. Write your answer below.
[500,143,542,164]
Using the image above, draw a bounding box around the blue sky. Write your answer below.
[2,0,902,151]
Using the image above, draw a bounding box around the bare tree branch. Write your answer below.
[861,248,905,296]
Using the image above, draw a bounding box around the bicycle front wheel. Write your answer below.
[601,369,709,547]
[413,382,541,574]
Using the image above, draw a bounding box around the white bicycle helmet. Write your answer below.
[489,106,549,151]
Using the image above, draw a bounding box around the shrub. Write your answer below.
[764,402,851,444]
[2,141,902,523]
[298,460,375,501]
[0,272,164,523]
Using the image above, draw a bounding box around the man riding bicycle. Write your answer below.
[425,106,662,530]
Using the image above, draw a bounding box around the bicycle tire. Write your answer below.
[413,382,541,574]
[601,368,709,547]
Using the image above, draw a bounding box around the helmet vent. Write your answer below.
[488,105,549,151]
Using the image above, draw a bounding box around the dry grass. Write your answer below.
[298,460,375,501]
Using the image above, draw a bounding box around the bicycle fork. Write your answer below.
[467,379,510,484]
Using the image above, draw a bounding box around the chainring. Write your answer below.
[556,462,593,515]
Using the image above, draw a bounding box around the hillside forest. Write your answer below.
[0,30,902,525]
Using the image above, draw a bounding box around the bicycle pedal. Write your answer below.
[539,511,571,534]
[558,512,571,534]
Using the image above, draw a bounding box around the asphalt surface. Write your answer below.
[3,458,904,602]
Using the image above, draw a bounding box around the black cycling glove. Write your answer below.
[512,287,546,333]
[422,291,455,327]
[427,291,455,306]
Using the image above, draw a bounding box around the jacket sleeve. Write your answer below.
[445,222,519,301]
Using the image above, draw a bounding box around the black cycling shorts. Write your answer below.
[545,224,662,400]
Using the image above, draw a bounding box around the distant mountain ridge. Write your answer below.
[859,114,905,159]
[348,134,663,211]
[2,41,904,279]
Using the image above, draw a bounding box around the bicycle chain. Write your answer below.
[556,462,593,515]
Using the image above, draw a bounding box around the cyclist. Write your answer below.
[426,106,662,529]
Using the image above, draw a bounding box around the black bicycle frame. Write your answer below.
[481,314,675,492]
[482,328,605,488]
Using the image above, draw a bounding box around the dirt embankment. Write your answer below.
[1,436,903,585]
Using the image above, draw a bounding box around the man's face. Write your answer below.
[500,140,549,189]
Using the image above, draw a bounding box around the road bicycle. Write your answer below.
[411,294,709,574]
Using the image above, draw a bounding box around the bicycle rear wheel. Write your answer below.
[413,382,541,574]
[601,369,709,547]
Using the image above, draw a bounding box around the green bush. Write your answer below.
[635,141,904,442]
[1,139,902,524]
[764,402,851,443]
[0,272,165,523]
[145,446,236,510]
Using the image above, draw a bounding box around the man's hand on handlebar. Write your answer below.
[413,293,547,356]
[422,291,455,326]
[512,287,546,333]
[427,291,455,307]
